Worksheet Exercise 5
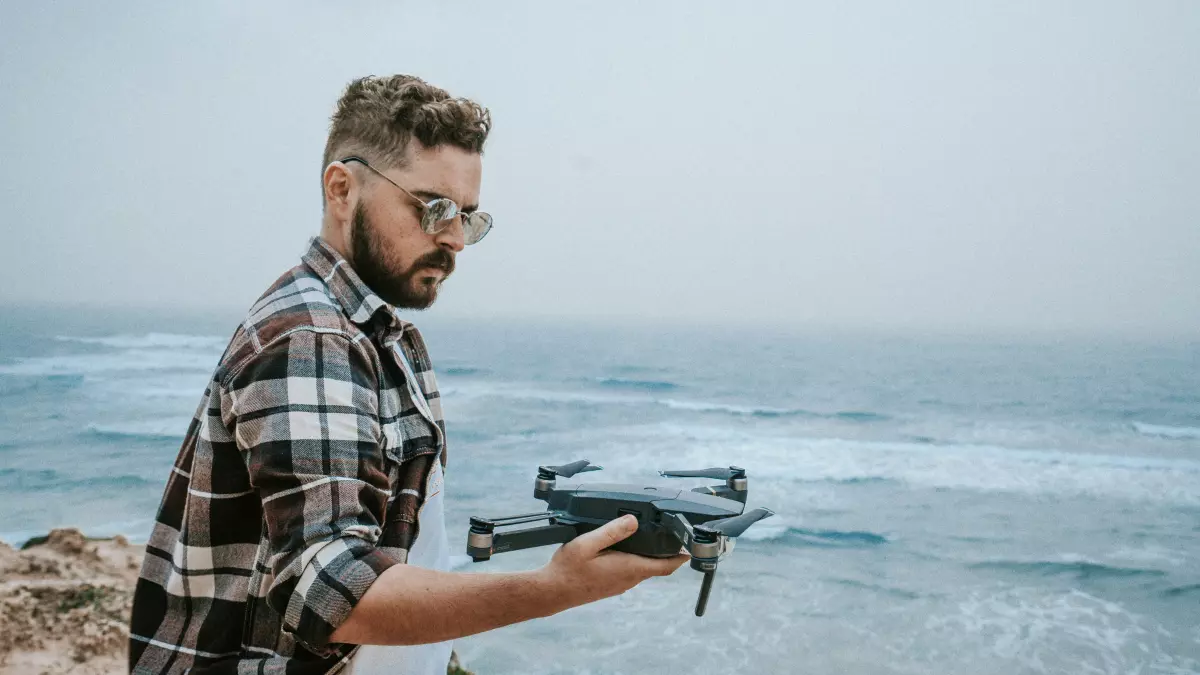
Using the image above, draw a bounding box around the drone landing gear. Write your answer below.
[695,568,717,616]
[665,509,773,616]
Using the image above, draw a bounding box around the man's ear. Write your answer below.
[323,161,357,220]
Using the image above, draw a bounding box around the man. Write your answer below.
[128,75,688,675]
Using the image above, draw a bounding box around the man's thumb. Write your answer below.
[573,514,638,555]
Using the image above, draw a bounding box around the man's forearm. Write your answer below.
[328,564,565,646]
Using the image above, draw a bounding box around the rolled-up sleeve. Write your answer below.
[221,328,399,653]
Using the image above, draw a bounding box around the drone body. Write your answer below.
[466,460,774,616]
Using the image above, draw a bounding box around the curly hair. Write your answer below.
[322,74,491,179]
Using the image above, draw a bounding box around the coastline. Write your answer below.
[0,529,475,675]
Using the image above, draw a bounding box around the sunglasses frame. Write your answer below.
[338,155,492,245]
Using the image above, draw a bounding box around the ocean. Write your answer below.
[1,305,1197,674]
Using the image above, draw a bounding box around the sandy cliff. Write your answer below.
[0,529,474,675]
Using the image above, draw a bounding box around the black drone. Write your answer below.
[466,459,775,616]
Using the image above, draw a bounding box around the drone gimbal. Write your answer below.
[466,459,775,616]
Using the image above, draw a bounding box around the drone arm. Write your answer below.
[469,511,579,561]
[482,511,561,527]
[690,484,748,504]
[490,523,577,555]
[664,512,695,548]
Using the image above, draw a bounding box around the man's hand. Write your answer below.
[329,515,689,646]
[537,515,690,607]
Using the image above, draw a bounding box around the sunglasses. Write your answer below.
[339,155,493,245]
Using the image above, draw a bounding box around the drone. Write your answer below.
[466,459,775,616]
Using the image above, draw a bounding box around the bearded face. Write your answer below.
[349,202,455,310]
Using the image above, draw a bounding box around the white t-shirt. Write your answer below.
[344,457,453,675]
[344,343,454,675]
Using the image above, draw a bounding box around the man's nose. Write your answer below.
[436,216,466,253]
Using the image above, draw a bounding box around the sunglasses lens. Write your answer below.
[422,199,459,232]
[463,213,493,245]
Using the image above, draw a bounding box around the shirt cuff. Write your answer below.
[278,534,401,655]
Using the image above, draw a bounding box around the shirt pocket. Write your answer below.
[380,411,440,465]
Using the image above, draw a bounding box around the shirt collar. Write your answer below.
[301,236,406,332]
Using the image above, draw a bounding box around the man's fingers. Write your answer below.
[569,514,639,556]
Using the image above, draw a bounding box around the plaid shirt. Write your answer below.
[129,238,449,674]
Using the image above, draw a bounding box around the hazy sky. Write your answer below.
[2,1,1197,337]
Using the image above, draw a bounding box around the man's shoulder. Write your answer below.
[218,262,374,380]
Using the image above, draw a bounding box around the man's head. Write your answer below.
[320,75,491,309]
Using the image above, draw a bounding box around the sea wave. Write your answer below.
[921,588,1193,673]
[443,382,806,417]
[833,411,891,422]
[787,527,890,547]
[1132,421,1200,440]
[969,559,1166,580]
[827,578,921,600]
[86,419,191,440]
[443,381,890,422]
[0,467,158,491]
[0,333,225,377]
[0,373,84,397]
[824,476,895,485]
[0,350,217,376]
[0,467,60,488]
[538,423,1200,505]
[594,377,680,392]
[443,366,488,377]
[55,333,227,350]
[1161,583,1200,598]
[657,398,804,417]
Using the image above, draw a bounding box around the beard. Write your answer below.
[349,202,455,310]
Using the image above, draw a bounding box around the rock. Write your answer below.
[0,531,479,675]
[0,531,145,675]
[46,528,97,559]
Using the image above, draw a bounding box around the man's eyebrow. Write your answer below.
[411,190,478,213]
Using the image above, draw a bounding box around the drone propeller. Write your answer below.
[539,459,603,478]
[696,507,775,538]
[659,466,746,480]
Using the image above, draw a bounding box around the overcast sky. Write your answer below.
[1,1,1197,337]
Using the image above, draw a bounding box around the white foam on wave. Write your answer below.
[91,372,213,399]
[505,422,1200,506]
[0,333,226,377]
[657,398,798,416]
[920,588,1199,674]
[1132,421,1200,440]
[55,333,227,350]
[0,349,219,376]
[87,418,191,440]
[442,382,639,407]
[442,381,800,418]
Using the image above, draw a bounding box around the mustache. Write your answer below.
[412,248,455,276]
